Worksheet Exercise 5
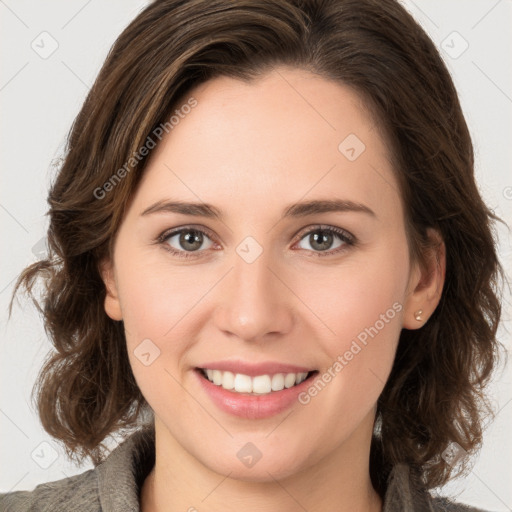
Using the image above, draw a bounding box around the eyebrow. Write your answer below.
[140,198,376,220]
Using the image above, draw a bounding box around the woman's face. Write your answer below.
[101,66,430,481]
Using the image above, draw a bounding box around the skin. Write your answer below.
[100,66,445,512]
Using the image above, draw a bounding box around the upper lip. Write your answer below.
[196,360,315,377]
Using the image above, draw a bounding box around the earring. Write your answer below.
[414,309,423,321]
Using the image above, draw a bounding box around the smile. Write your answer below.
[194,366,319,419]
[199,368,316,395]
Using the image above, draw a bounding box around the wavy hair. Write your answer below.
[9,0,506,494]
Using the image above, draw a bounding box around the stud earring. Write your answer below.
[414,309,423,321]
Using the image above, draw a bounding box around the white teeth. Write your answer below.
[233,373,252,393]
[221,371,235,390]
[252,375,272,394]
[284,373,297,388]
[271,373,285,391]
[212,370,223,385]
[202,369,310,395]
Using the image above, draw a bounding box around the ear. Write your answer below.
[402,227,446,329]
[98,257,123,321]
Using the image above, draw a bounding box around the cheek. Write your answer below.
[116,248,210,342]
[117,256,208,415]
[293,286,402,448]
[293,244,407,410]
[294,245,407,353]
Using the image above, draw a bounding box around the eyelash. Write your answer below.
[155,224,356,260]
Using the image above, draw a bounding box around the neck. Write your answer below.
[141,415,382,512]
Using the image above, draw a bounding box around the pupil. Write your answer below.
[181,230,202,251]
[311,231,332,251]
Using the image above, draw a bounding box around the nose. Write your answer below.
[213,246,294,343]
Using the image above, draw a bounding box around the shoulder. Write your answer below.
[0,425,155,512]
[384,463,495,512]
[0,469,100,512]
[431,496,490,511]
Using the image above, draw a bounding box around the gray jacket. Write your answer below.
[0,425,487,511]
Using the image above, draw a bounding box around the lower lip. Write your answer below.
[194,369,318,419]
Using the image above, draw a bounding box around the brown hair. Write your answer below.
[9,0,506,494]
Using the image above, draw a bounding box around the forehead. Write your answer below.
[134,67,402,226]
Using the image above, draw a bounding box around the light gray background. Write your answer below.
[1,0,511,509]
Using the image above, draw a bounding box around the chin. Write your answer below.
[201,448,309,483]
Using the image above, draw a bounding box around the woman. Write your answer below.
[1,0,506,510]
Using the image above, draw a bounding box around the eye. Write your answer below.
[157,226,217,259]
[293,225,355,257]
[156,224,356,259]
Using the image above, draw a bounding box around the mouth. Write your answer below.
[195,367,319,396]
